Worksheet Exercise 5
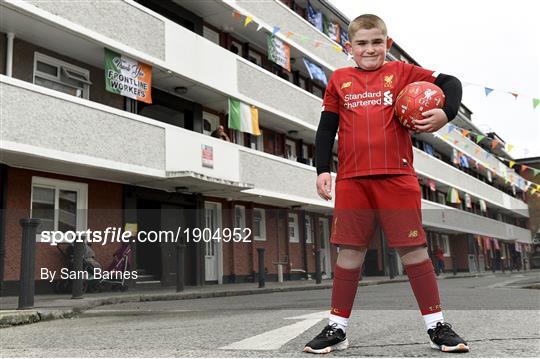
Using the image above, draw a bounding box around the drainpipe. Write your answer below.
[6,33,14,77]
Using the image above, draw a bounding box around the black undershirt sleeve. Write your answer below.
[315,111,339,175]
[434,73,462,122]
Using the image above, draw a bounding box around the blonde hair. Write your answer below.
[348,14,387,39]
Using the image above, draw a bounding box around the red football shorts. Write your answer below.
[330,174,426,248]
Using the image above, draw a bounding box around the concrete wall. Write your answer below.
[25,0,165,60]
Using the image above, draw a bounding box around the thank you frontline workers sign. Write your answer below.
[267,35,291,72]
[104,48,152,104]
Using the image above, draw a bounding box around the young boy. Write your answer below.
[303,14,469,354]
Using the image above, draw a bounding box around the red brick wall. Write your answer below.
[3,167,123,280]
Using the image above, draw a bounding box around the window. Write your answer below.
[301,144,313,165]
[230,39,243,56]
[31,177,88,241]
[332,155,339,172]
[285,139,297,161]
[438,234,451,256]
[299,77,307,90]
[234,205,246,229]
[231,130,244,146]
[33,52,91,99]
[305,215,313,243]
[250,130,264,151]
[253,208,266,241]
[203,112,220,136]
[312,85,324,98]
[288,213,299,242]
[436,192,446,205]
[203,25,220,45]
[248,50,262,66]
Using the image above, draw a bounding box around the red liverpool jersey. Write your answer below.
[322,61,437,179]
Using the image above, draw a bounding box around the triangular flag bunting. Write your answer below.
[286,31,294,38]
[244,16,252,27]
[314,41,322,48]
[533,168,540,176]
[448,124,455,133]
[232,11,241,20]
[462,129,470,137]
[506,144,514,152]
[521,165,528,172]
[491,139,499,150]
[256,23,263,31]
[272,26,280,35]
[534,98,540,109]
[484,87,494,96]
[476,135,485,143]
[332,44,342,52]
[474,148,481,155]
[510,92,518,99]
[509,161,515,168]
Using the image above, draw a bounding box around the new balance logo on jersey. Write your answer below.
[408,230,419,238]
[383,91,393,106]
[341,81,352,90]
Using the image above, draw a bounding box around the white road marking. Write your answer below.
[219,311,328,351]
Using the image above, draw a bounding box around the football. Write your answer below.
[394,81,445,131]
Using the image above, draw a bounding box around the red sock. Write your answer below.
[330,265,361,318]
[405,259,442,315]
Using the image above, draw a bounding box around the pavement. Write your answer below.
[0,270,525,328]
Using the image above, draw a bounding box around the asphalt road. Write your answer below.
[1,272,539,357]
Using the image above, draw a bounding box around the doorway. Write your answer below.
[319,218,332,279]
[204,201,223,283]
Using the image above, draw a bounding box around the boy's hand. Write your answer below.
[316,172,333,201]
[413,108,448,133]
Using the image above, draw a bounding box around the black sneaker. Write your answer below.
[428,322,469,352]
[303,324,349,354]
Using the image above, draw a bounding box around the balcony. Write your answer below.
[414,148,528,216]
[225,0,350,70]
[422,200,532,244]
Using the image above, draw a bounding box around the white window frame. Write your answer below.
[231,129,244,146]
[250,130,264,151]
[203,111,220,136]
[234,205,246,230]
[288,213,299,243]
[202,25,220,45]
[305,215,313,243]
[285,139,297,161]
[33,52,91,99]
[30,176,88,242]
[302,144,313,166]
[248,49,262,66]
[230,39,243,56]
[439,234,451,257]
[253,208,266,241]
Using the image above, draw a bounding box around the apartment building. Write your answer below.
[0,0,533,295]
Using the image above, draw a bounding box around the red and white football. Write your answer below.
[394,81,445,131]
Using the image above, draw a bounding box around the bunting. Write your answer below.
[229,9,539,108]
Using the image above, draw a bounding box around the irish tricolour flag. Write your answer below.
[228,98,261,136]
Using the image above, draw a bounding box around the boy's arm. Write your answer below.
[434,73,463,122]
[315,111,339,174]
[415,73,462,132]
